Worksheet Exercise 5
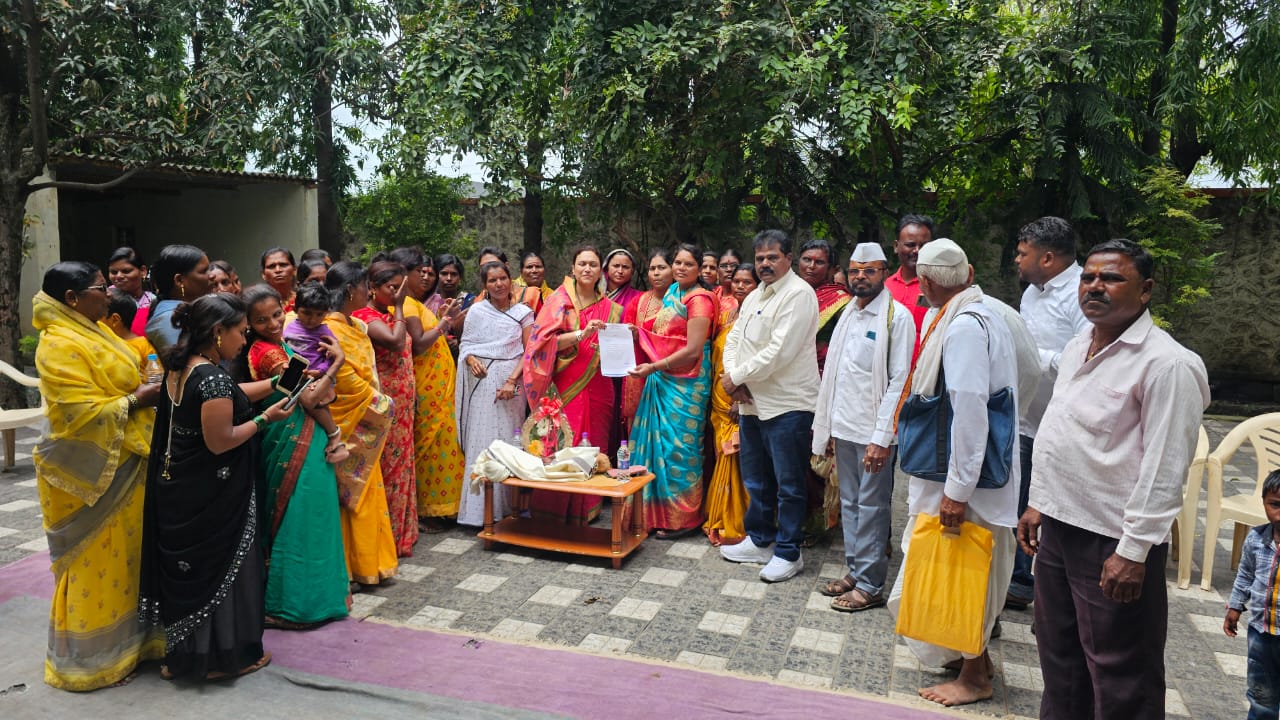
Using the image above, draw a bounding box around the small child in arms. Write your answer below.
[104,287,157,376]
[1224,469,1280,719]
[247,281,347,464]
[282,282,349,461]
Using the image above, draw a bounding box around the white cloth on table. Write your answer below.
[469,443,600,492]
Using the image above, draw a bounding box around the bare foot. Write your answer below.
[920,653,994,706]
[918,677,993,706]
[109,671,137,688]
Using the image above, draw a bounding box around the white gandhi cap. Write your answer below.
[916,238,968,268]
[848,243,887,264]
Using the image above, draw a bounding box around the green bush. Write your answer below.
[344,173,474,260]
[1126,165,1222,330]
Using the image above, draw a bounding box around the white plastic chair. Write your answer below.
[1201,413,1280,591]
[1171,426,1209,589]
[0,360,44,470]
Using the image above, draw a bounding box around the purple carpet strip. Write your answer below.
[2,551,947,719]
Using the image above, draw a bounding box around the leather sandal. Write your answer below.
[820,573,857,597]
[830,587,885,613]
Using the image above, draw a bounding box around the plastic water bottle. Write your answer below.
[144,353,164,383]
[511,428,523,450]
[616,440,630,471]
[578,432,591,448]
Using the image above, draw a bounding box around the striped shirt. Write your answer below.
[1229,524,1280,635]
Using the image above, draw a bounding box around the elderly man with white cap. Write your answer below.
[811,242,915,612]
[887,238,1020,708]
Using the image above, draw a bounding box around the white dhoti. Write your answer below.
[887,512,1016,667]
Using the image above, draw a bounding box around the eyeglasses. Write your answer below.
[846,268,882,277]
[80,284,110,293]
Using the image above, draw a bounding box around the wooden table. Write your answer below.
[478,472,655,569]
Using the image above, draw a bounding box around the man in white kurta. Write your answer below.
[887,239,1019,708]
[811,243,914,611]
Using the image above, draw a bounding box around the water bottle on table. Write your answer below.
[616,440,630,471]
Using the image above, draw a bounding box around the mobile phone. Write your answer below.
[277,355,310,393]
[282,376,315,411]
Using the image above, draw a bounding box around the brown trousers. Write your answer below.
[1034,515,1168,720]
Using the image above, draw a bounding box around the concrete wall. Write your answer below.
[20,178,317,333]
[56,182,317,285]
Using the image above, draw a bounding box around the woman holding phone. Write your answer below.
[238,284,351,628]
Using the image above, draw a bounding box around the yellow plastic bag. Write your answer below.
[894,514,993,656]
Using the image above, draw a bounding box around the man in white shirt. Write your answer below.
[811,243,914,611]
[1018,239,1209,720]
[886,239,1020,708]
[1005,217,1089,610]
[719,230,821,583]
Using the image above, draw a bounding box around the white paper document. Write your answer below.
[598,323,637,377]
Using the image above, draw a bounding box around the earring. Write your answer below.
[180,284,186,299]
[216,334,222,350]
[70,299,78,308]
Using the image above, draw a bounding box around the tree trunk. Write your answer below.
[1141,0,1179,160]
[0,184,29,410]
[523,188,543,255]
[522,136,544,254]
[312,72,341,255]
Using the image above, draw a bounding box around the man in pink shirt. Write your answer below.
[1017,239,1209,720]
[884,214,934,360]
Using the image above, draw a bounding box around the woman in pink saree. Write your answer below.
[523,246,623,525]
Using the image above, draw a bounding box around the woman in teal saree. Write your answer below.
[242,284,350,627]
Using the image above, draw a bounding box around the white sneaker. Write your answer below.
[720,539,774,564]
[759,555,804,583]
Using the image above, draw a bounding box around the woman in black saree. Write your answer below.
[139,293,290,680]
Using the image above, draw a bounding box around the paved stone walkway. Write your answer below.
[0,418,1258,718]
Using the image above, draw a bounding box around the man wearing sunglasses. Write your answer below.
[811,243,915,612]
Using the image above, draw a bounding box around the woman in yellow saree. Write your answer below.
[31,262,165,690]
[390,248,465,531]
[321,261,398,586]
[703,264,758,546]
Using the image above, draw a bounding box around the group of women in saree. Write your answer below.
[29,242,478,690]
[520,244,759,543]
[29,238,764,692]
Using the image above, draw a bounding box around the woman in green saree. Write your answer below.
[240,284,350,627]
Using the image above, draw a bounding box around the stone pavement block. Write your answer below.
[783,646,839,677]
[490,618,544,641]
[509,600,565,626]
[777,668,832,689]
[406,605,463,629]
[588,614,649,640]
[627,627,685,660]
[675,650,729,670]
[577,633,631,653]
[683,630,739,657]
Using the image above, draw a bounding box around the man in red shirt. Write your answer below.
[884,214,934,360]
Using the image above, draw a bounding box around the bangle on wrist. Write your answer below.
[253,415,268,431]
[327,428,341,439]
[126,393,139,411]
[270,374,281,390]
